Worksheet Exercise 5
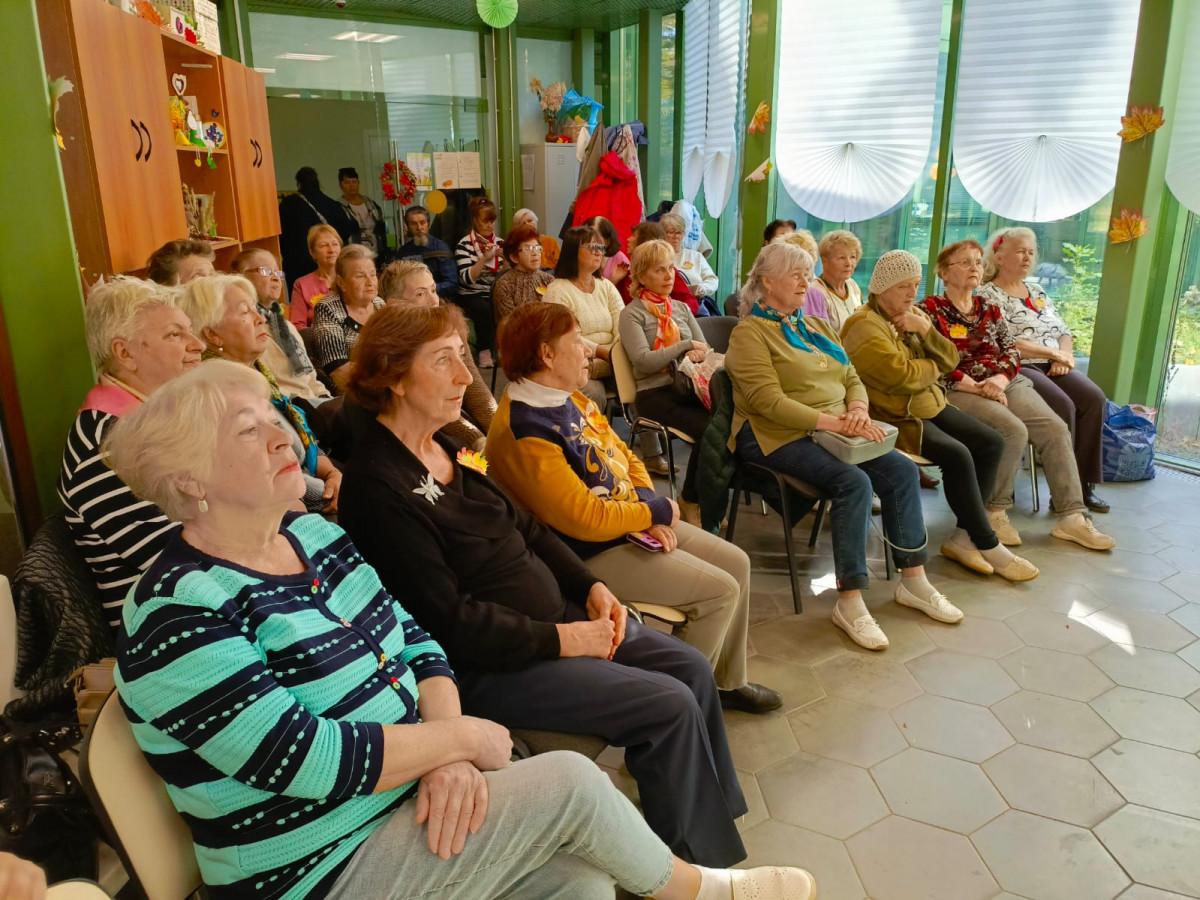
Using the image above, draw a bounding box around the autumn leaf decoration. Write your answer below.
[1108,208,1148,245]
[456,448,489,476]
[748,101,771,135]
[1118,105,1165,143]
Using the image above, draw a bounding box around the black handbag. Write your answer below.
[0,713,99,883]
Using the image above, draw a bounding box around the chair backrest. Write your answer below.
[0,575,21,708]
[698,315,738,354]
[723,293,740,317]
[80,691,201,900]
[609,340,641,409]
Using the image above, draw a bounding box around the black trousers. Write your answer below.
[457,612,747,868]
[920,405,1005,550]
[1022,364,1106,485]
[457,288,496,354]
[635,386,711,503]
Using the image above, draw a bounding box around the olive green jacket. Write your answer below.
[839,300,960,453]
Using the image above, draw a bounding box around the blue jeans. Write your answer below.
[737,425,929,591]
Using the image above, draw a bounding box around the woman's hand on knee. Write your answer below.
[415,761,490,859]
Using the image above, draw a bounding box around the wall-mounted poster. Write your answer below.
[433,152,483,190]
[407,153,433,189]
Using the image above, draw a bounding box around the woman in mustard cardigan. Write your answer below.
[726,242,961,651]
[841,251,1038,582]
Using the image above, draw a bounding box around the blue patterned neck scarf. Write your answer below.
[749,301,849,366]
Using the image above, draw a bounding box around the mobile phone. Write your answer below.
[627,530,664,552]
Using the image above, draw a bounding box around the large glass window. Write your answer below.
[1155,212,1200,465]
[517,38,572,146]
[657,13,678,206]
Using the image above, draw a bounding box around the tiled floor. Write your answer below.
[628,456,1200,900]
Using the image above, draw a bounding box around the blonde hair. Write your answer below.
[379,259,431,303]
[739,243,813,317]
[629,240,676,297]
[177,274,258,338]
[774,229,819,261]
[306,224,341,255]
[818,229,863,261]
[85,276,180,375]
[103,359,269,521]
[983,226,1038,281]
[659,213,686,234]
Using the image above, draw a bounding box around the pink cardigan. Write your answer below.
[290,271,334,328]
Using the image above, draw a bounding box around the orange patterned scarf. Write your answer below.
[640,290,681,350]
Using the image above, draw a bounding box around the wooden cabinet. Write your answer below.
[222,60,280,242]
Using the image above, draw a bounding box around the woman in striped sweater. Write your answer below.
[104,359,816,900]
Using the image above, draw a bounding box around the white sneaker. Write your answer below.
[832,605,889,650]
[730,866,817,900]
[1051,513,1116,551]
[895,582,963,623]
[988,509,1022,546]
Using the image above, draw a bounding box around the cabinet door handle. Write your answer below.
[251,139,262,168]
[139,121,153,162]
[131,119,144,161]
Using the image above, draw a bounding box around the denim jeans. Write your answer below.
[738,425,929,592]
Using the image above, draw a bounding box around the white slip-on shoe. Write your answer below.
[832,605,889,650]
[1051,513,1116,551]
[730,866,817,900]
[992,555,1040,582]
[894,582,964,623]
[987,510,1022,546]
[940,541,993,575]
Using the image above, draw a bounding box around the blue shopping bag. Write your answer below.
[1101,401,1156,482]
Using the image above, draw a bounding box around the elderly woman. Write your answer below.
[454,196,504,368]
[105,360,813,900]
[146,239,215,286]
[727,242,962,651]
[290,224,343,328]
[310,245,385,391]
[615,222,699,314]
[379,258,496,450]
[336,304,753,868]
[811,229,864,332]
[513,207,560,269]
[488,301,778,714]
[544,226,625,410]
[231,247,331,403]
[491,224,555,321]
[660,213,719,300]
[179,274,342,513]
[616,239,712,515]
[775,230,830,321]
[586,215,630,284]
[58,276,204,629]
[979,227,1110,513]
[920,241,1115,551]
[841,251,1039,582]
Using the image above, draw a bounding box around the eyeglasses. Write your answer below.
[520,245,544,255]
[584,243,607,254]
[663,229,683,237]
[253,267,284,278]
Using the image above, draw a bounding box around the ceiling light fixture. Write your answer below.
[331,30,401,43]
[276,52,334,61]
[253,67,277,74]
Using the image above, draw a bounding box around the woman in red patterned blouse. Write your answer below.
[919,240,1114,552]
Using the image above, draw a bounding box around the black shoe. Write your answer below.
[719,683,783,714]
[919,471,940,490]
[1084,484,1110,513]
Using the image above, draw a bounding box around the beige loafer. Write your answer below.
[992,555,1040,582]
[941,541,993,575]
[730,866,817,900]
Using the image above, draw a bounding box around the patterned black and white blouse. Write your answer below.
[979,281,1069,364]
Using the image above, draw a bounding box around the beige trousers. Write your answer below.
[586,522,750,691]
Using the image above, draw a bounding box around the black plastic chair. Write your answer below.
[698,315,738,354]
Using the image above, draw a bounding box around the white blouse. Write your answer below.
[979,281,1069,364]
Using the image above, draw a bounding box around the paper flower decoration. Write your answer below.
[380,160,417,206]
[1118,105,1165,142]
[949,324,968,339]
[744,158,773,183]
[49,76,73,151]
[456,448,489,476]
[1109,208,1149,244]
[477,0,518,28]
[748,101,771,135]
[584,405,609,435]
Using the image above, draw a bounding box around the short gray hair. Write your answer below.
[104,359,270,521]
[513,208,537,227]
[739,242,814,317]
[983,226,1038,282]
[177,274,257,337]
[85,276,180,375]
[659,213,686,233]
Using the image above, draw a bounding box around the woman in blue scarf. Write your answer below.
[725,242,961,652]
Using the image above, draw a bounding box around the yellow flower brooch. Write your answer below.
[456,448,489,476]
[584,405,610,434]
[949,324,968,339]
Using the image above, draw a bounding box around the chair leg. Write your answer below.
[884,531,893,580]
[664,438,678,500]
[725,477,742,540]
[490,364,498,393]
[773,476,803,614]
[1029,443,1040,513]
[808,499,827,548]
[760,498,769,516]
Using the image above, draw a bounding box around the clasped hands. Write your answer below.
[831,404,887,443]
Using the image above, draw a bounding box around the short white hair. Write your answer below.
[983,226,1038,282]
[739,242,813,317]
[177,274,257,337]
[513,208,538,227]
[104,359,269,521]
[85,276,181,375]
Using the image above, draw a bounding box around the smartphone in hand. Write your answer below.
[627,531,664,552]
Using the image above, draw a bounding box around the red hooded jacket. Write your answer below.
[572,152,644,252]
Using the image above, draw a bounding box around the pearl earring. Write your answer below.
[198,498,209,513]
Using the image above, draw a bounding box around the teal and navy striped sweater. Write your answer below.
[115,513,455,899]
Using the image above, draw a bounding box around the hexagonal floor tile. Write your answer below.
[1006,607,1116,655]
[1089,643,1200,697]
[998,644,1115,701]
[1156,543,1200,576]
[1022,576,1108,617]
[721,709,800,773]
[1082,548,1180,584]
[1169,602,1200,638]
[905,649,1019,706]
[1162,572,1200,603]
[757,751,888,839]
[1181,640,1200,674]
[847,816,998,900]
[787,697,908,768]
[973,809,1130,900]
[734,770,767,832]
[982,744,1123,827]
[738,819,866,899]
[747,616,848,665]
[891,694,1013,762]
[1116,886,1196,899]
[871,747,1005,833]
[1091,686,1200,752]
[1093,739,1200,819]
[920,616,1023,658]
[1095,806,1200,898]
[845,613,937,663]
[1081,607,1196,653]
[810,653,923,710]
[1086,575,1189,614]
[991,691,1118,757]
[744,654,825,714]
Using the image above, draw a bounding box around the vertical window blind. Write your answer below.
[1166,2,1200,215]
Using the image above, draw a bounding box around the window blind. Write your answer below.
[680,0,709,204]
[1166,2,1200,215]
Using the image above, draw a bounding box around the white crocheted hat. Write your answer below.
[868,250,924,294]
